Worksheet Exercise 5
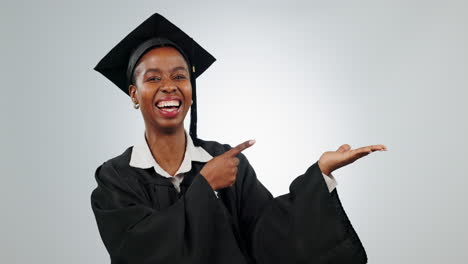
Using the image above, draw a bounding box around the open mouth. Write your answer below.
[156,100,181,110]
[155,99,182,115]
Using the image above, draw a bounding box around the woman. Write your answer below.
[91,13,386,264]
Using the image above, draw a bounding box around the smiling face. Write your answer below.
[128,46,192,133]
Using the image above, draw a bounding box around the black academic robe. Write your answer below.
[90,138,368,264]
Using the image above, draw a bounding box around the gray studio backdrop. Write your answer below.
[1,0,467,263]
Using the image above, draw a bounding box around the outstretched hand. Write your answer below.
[318,144,387,176]
[200,139,256,191]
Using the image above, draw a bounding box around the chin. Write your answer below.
[152,115,188,132]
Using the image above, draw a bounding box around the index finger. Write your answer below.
[225,139,256,157]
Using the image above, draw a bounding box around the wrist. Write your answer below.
[200,170,216,190]
[318,159,330,176]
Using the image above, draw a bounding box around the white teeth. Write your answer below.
[157,100,180,108]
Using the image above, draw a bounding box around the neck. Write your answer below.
[145,125,186,176]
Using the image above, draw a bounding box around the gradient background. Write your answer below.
[1,0,467,263]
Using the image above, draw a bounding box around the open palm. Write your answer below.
[318,144,387,176]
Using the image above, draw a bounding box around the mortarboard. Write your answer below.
[93,13,216,145]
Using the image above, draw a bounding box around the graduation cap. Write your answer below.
[94,13,216,145]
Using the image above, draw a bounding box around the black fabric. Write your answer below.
[90,138,368,264]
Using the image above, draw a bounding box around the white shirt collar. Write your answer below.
[129,128,213,178]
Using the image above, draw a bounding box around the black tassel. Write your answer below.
[189,37,201,146]
[189,75,200,146]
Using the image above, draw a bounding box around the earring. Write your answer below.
[191,100,193,105]
[133,100,140,109]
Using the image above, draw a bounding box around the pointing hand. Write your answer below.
[200,139,256,190]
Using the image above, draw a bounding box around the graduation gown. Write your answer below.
[90,138,368,264]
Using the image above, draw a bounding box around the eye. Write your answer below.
[174,74,187,80]
[147,76,161,82]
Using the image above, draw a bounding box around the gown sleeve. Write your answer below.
[234,152,368,264]
[90,161,247,263]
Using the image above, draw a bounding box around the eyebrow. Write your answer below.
[144,66,188,75]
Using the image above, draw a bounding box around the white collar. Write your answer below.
[129,128,213,178]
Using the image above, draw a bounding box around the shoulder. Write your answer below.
[196,137,251,164]
[93,146,135,185]
[92,146,146,202]
[96,146,132,169]
[195,137,235,156]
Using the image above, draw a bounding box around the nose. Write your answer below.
[161,85,177,94]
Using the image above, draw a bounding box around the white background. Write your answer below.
[1,0,467,263]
